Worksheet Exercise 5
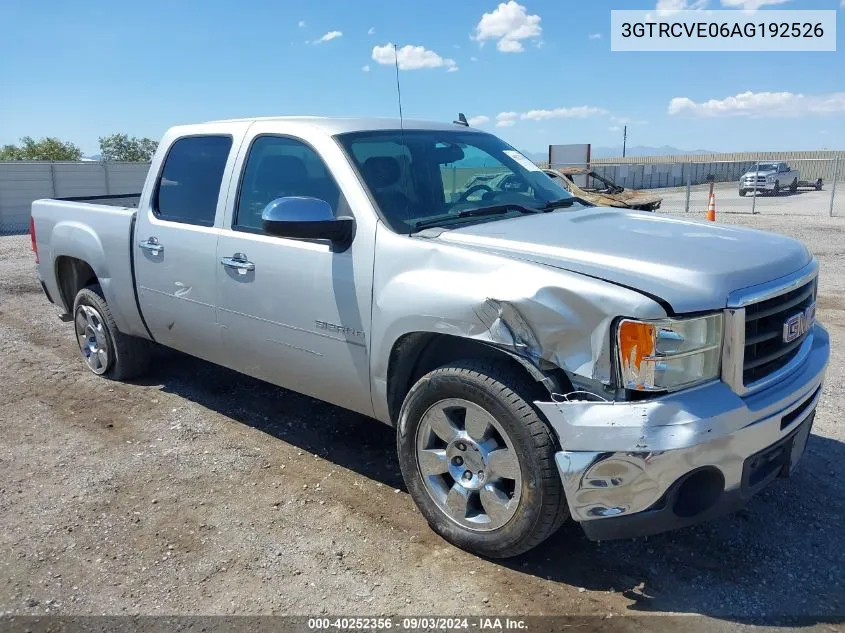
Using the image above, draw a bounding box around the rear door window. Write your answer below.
[154,136,232,226]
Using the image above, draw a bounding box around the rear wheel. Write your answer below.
[397,359,567,558]
[73,285,152,380]
[738,188,747,197]
[816,179,823,191]
[790,178,798,193]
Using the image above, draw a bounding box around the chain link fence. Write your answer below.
[2,156,842,236]
[0,161,150,235]
[549,157,843,218]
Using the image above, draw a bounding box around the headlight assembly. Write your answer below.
[616,314,723,392]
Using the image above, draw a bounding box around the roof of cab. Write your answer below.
[200,116,486,135]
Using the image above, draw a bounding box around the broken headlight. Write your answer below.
[616,314,723,392]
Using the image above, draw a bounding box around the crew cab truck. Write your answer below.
[31,117,829,558]
[739,161,802,196]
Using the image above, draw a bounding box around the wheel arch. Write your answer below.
[385,332,570,425]
[55,256,98,313]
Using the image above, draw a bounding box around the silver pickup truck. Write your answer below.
[31,117,829,558]
[739,161,800,196]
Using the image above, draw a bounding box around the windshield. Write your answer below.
[754,163,778,172]
[336,130,578,233]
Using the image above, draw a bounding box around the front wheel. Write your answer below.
[73,285,152,380]
[397,360,567,558]
[738,188,747,197]
[772,181,781,196]
[790,178,798,193]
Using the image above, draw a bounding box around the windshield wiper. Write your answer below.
[537,198,584,211]
[414,204,539,229]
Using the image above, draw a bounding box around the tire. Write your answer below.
[397,359,568,558]
[772,181,780,196]
[73,284,152,380]
[816,179,823,191]
[790,178,798,193]
[738,189,747,197]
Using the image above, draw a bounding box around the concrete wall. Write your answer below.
[545,151,843,190]
[0,161,150,233]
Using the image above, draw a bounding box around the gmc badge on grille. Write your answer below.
[783,302,816,344]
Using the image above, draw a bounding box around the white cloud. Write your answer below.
[468,115,490,126]
[496,112,519,128]
[470,56,478,62]
[367,26,375,35]
[521,106,607,120]
[608,126,621,132]
[719,0,790,8]
[494,106,606,128]
[611,115,631,124]
[668,91,845,118]
[371,43,458,71]
[314,30,343,44]
[588,33,602,40]
[298,20,306,28]
[472,1,542,53]
[656,0,707,11]
[362,65,370,72]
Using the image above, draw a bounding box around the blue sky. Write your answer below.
[0,0,842,156]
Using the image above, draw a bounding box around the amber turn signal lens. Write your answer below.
[618,320,655,373]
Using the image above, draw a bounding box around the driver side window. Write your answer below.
[234,136,341,232]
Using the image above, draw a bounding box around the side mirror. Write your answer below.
[261,197,354,250]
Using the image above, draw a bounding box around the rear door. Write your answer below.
[214,123,376,416]
[133,126,245,364]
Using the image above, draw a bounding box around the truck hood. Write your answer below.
[742,169,777,177]
[432,208,812,313]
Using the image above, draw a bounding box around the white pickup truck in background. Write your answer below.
[739,162,803,196]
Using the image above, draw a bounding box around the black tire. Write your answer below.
[397,359,568,558]
[816,179,823,191]
[73,284,152,380]
[738,188,747,197]
[772,181,780,196]
[790,178,798,193]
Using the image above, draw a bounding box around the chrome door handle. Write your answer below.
[138,237,164,254]
[220,253,255,272]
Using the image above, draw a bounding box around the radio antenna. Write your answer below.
[393,43,412,235]
[394,43,404,127]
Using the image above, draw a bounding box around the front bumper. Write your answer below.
[741,180,776,191]
[536,323,829,540]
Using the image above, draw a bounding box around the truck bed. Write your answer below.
[31,196,149,340]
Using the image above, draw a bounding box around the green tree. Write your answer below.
[99,134,158,162]
[0,136,83,161]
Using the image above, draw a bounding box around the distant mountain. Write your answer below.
[83,154,102,161]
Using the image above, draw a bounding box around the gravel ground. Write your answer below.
[0,212,843,628]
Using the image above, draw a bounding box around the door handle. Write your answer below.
[220,253,255,272]
[138,237,164,254]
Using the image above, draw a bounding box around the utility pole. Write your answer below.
[622,125,627,158]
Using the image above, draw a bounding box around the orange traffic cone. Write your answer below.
[706,193,716,222]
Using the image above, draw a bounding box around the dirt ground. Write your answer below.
[0,212,843,629]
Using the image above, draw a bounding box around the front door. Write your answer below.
[134,134,232,364]
[215,133,374,416]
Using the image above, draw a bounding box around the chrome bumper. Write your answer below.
[741,181,775,190]
[536,324,829,539]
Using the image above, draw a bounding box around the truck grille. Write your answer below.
[743,280,816,385]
